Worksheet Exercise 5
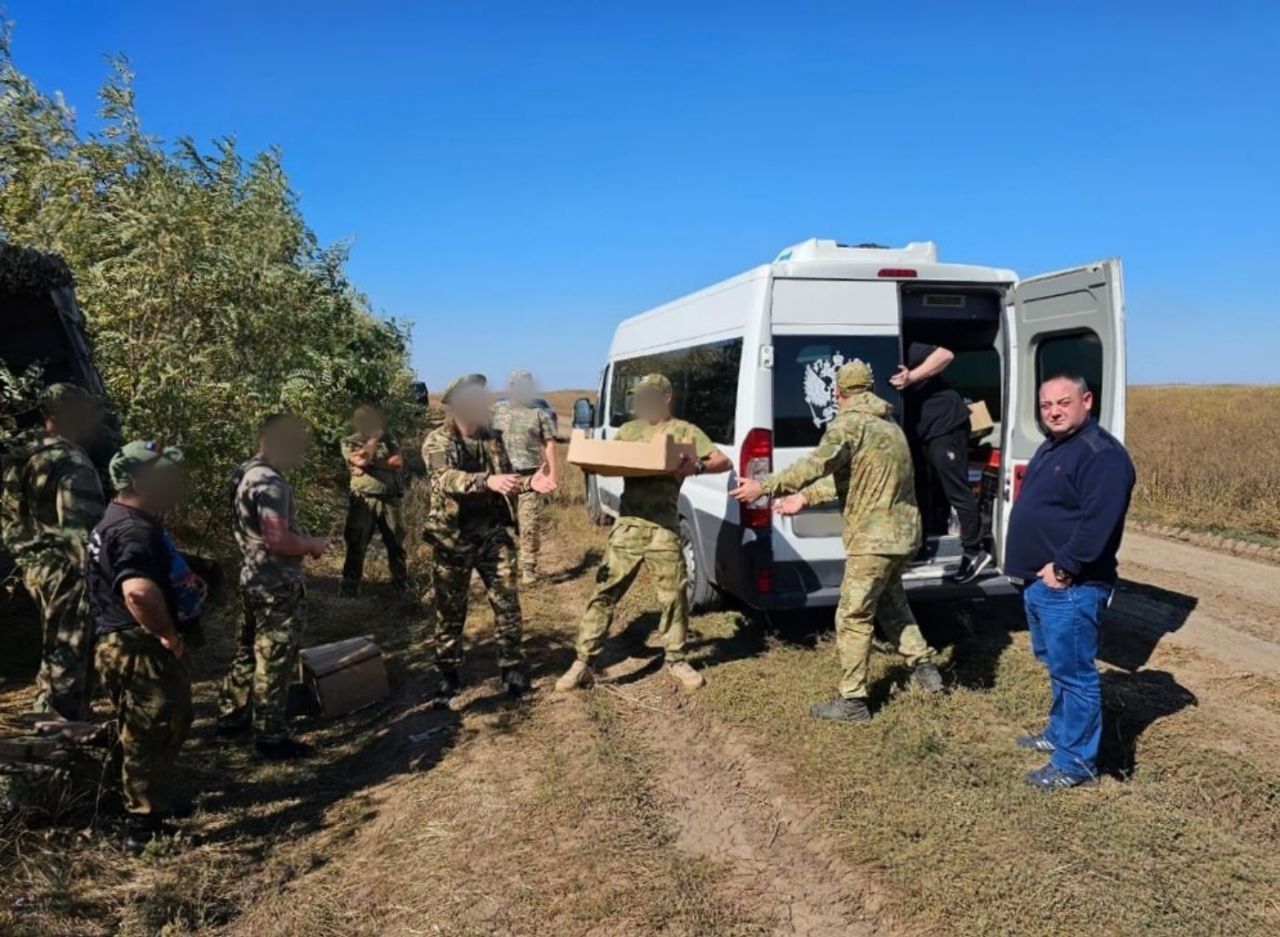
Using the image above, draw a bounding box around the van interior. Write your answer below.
[898,285,1005,577]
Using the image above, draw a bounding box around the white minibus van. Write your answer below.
[572,239,1125,612]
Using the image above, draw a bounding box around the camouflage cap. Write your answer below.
[38,382,93,417]
[836,359,874,393]
[441,373,487,405]
[109,440,183,492]
[634,373,673,395]
[508,369,535,387]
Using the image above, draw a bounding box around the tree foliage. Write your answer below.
[0,23,414,533]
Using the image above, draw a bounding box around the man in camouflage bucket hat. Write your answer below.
[732,359,944,722]
[421,374,554,704]
[0,383,105,719]
[490,369,559,584]
[86,440,193,853]
[556,373,731,694]
[218,414,328,760]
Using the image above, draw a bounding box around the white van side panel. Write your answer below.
[770,278,900,332]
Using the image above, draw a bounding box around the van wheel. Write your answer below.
[680,518,722,614]
[585,476,612,527]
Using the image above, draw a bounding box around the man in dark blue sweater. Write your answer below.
[1005,373,1135,790]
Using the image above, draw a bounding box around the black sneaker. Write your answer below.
[254,736,315,761]
[911,662,945,694]
[215,711,251,737]
[501,667,530,699]
[429,669,462,709]
[1016,732,1056,753]
[951,550,992,584]
[810,697,873,723]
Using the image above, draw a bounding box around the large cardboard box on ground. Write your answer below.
[968,400,994,435]
[567,429,697,477]
[299,636,390,718]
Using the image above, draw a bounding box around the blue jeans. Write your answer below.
[1023,579,1112,777]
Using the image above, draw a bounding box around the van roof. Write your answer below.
[771,238,1016,283]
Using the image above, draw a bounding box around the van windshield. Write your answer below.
[772,335,901,449]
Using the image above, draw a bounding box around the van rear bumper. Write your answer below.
[733,559,1013,610]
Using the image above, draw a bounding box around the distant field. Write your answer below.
[545,385,1280,543]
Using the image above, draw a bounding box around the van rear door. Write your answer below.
[997,260,1126,561]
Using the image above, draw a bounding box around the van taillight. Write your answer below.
[877,268,918,278]
[740,428,772,528]
[755,565,773,594]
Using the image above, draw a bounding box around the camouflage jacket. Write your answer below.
[490,400,555,472]
[340,431,404,498]
[615,419,715,533]
[1,429,105,569]
[762,392,921,556]
[231,456,305,592]
[421,421,533,551]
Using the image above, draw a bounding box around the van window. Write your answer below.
[594,365,609,428]
[608,338,743,443]
[772,335,901,449]
[1036,330,1102,419]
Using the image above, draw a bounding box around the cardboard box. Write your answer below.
[299,636,389,718]
[566,428,698,477]
[968,400,994,435]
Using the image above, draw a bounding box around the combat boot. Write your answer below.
[555,660,594,692]
[810,697,872,723]
[124,814,175,856]
[429,668,462,708]
[911,662,945,694]
[501,666,530,698]
[667,660,705,690]
[254,736,315,761]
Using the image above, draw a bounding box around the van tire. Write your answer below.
[680,518,722,614]
[585,476,612,527]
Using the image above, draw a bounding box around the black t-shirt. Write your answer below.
[86,501,178,637]
[904,342,971,442]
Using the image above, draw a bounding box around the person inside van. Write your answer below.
[890,342,990,583]
[556,373,731,693]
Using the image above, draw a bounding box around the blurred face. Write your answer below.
[133,464,184,514]
[53,400,97,444]
[510,379,536,406]
[263,419,311,470]
[450,385,490,426]
[352,406,383,436]
[633,387,671,422]
[1038,378,1093,438]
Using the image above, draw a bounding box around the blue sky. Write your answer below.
[7,1,1278,388]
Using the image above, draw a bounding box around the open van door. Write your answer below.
[995,259,1126,562]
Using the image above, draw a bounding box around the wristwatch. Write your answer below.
[1052,563,1073,585]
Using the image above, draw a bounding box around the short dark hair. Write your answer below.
[1041,373,1090,395]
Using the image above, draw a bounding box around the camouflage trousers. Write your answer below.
[23,560,93,720]
[576,522,689,663]
[836,553,935,699]
[95,628,193,817]
[515,488,545,576]
[433,529,522,670]
[219,583,307,743]
[341,493,408,593]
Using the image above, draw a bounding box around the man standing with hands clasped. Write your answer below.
[731,359,944,722]
[556,373,731,693]
[1005,373,1134,791]
[339,403,408,597]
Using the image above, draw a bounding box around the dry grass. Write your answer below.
[1127,385,1280,541]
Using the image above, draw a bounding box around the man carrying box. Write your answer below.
[556,373,731,693]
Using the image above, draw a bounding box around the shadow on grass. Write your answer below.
[1099,669,1198,779]
[1102,578,1199,671]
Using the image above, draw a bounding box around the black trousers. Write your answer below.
[341,493,408,590]
[916,426,984,553]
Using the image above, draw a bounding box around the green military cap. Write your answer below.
[634,373,673,394]
[441,373,487,405]
[836,359,874,393]
[509,369,535,386]
[38,382,93,417]
[109,440,183,492]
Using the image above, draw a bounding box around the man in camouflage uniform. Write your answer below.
[422,374,553,703]
[219,414,328,760]
[732,360,944,722]
[0,383,105,719]
[86,441,192,853]
[556,373,731,693]
[490,370,559,584]
[339,403,408,596]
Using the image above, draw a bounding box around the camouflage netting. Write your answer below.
[0,241,74,298]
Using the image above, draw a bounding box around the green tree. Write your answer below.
[0,23,414,534]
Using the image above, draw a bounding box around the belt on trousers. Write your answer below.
[514,468,538,476]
